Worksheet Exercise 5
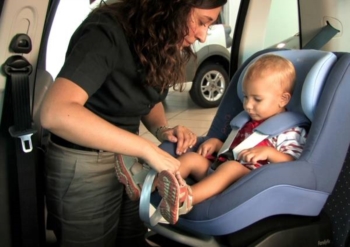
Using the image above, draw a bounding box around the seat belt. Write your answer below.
[2,34,42,247]
[303,21,339,50]
[216,111,250,157]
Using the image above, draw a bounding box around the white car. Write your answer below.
[186,23,232,108]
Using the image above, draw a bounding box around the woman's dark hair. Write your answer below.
[93,0,226,91]
[194,0,227,9]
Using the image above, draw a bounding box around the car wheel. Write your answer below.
[189,62,229,108]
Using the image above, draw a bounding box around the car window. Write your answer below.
[264,0,299,49]
[234,0,299,67]
[46,0,98,79]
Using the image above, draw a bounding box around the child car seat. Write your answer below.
[140,49,350,246]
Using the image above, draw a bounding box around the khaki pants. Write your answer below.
[45,139,148,247]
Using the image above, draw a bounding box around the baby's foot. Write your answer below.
[115,154,150,201]
[157,170,193,224]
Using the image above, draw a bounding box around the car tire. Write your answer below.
[189,62,229,108]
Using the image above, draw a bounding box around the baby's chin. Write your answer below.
[249,114,261,121]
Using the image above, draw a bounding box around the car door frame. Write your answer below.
[0,0,59,246]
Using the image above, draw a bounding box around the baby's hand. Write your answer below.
[197,138,222,157]
[238,146,272,164]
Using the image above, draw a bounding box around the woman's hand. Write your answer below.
[142,142,181,173]
[141,103,196,155]
[158,125,197,155]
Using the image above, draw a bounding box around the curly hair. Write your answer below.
[92,0,226,92]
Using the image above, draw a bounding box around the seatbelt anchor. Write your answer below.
[3,55,32,76]
[9,124,37,153]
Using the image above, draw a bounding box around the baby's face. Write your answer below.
[242,75,287,121]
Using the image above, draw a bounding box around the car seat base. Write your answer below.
[146,211,332,247]
[225,211,332,247]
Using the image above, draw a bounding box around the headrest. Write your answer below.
[237,50,337,121]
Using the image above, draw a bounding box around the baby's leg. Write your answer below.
[191,161,250,205]
[177,152,211,181]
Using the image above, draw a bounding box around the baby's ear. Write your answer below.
[280,92,291,107]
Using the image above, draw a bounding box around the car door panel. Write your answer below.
[0,1,50,246]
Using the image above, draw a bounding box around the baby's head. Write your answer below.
[242,54,296,121]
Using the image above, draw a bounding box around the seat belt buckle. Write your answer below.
[9,124,37,153]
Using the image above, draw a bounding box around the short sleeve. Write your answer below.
[57,14,123,96]
[273,127,308,159]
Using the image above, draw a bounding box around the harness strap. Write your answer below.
[232,131,269,160]
[212,111,310,170]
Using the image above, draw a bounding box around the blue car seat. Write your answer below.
[140,49,350,246]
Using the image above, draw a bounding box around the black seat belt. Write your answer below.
[303,21,339,50]
[2,34,43,247]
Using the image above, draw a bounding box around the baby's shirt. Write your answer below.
[231,120,307,169]
[208,120,308,170]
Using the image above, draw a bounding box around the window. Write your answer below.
[46,0,98,79]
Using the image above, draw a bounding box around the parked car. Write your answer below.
[186,23,232,108]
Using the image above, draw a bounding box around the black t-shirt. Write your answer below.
[57,12,168,134]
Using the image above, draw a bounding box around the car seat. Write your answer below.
[140,49,350,247]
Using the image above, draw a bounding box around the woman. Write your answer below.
[40,0,227,246]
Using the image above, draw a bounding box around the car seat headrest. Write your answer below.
[237,50,337,121]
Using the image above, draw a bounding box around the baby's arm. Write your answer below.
[238,126,307,164]
[238,146,294,164]
[197,138,223,157]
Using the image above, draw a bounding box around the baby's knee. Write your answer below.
[179,151,202,161]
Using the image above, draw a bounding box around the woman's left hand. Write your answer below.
[159,125,197,155]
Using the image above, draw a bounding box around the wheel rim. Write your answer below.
[200,70,226,102]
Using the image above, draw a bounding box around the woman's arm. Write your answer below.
[40,77,180,172]
[141,102,169,140]
[142,102,197,155]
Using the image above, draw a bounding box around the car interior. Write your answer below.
[1,0,350,247]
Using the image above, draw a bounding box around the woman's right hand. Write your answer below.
[141,144,180,173]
